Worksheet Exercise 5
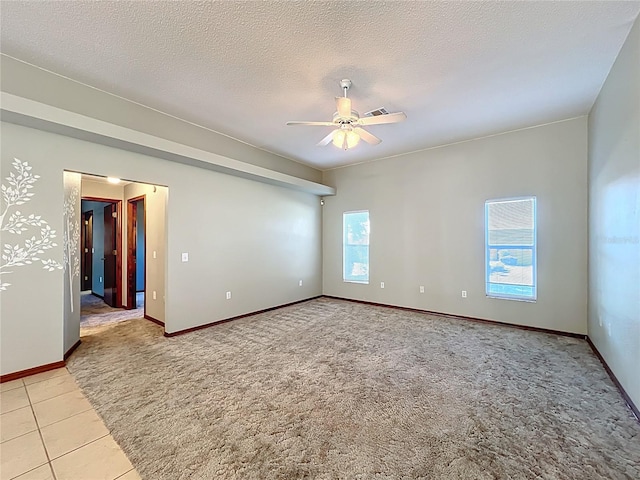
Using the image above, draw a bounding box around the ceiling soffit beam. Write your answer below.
[0,92,335,197]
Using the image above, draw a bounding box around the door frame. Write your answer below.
[126,195,146,311]
[82,196,122,307]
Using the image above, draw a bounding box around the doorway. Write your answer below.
[81,211,93,291]
[80,197,122,306]
[126,196,145,312]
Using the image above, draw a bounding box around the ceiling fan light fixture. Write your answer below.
[346,130,360,148]
[332,128,360,150]
[332,129,346,149]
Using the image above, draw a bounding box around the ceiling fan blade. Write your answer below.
[317,130,336,147]
[357,112,407,126]
[354,127,381,145]
[286,121,335,126]
[336,97,352,117]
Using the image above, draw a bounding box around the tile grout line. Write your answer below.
[36,405,95,430]
[114,468,135,480]
[47,433,111,462]
[24,385,58,480]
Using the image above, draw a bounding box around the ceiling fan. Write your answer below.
[286,79,407,150]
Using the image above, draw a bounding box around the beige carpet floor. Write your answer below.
[80,291,144,333]
[66,298,640,479]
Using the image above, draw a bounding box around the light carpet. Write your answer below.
[66,298,640,479]
[80,291,144,332]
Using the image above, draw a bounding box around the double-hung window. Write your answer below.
[485,197,537,301]
[343,211,370,283]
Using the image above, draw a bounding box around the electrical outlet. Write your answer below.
[153,291,157,300]
[299,280,303,287]
[226,291,232,300]
[181,252,189,262]
[153,251,157,259]
[420,286,425,293]
[380,282,385,289]
[99,276,103,283]
[461,290,467,298]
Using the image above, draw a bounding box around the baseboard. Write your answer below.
[164,296,322,337]
[64,340,81,360]
[1,361,66,383]
[91,292,104,299]
[322,295,586,339]
[144,314,165,327]
[586,337,639,422]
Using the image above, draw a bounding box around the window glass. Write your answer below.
[343,211,370,283]
[486,197,536,301]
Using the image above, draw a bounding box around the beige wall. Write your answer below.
[0,121,322,375]
[323,117,588,334]
[123,182,167,322]
[588,16,640,407]
[81,180,124,201]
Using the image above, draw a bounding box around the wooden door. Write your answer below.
[81,211,93,291]
[126,200,137,309]
[103,203,119,307]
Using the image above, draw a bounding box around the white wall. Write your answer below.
[588,15,640,407]
[323,117,588,334]
[1,121,322,374]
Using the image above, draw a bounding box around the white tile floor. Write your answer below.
[1,368,141,480]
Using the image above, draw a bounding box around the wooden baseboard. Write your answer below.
[586,337,639,422]
[64,340,81,360]
[144,314,165,327]
[1,361,66,383]
[164,296,322,337]
[322,295,586,339]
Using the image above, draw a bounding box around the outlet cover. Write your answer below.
[181,252,189,262]
[226,291,232,300]
[152,291,157,300]
[420,286,425,293]
[299,280,303,287]
[380,282,385,289]
[461,290,467,298]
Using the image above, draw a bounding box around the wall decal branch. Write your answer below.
[63,186,80,311]
[0,158,63,291]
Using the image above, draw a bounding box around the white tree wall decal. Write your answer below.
[0,159,63,291]
[63,186,80,311]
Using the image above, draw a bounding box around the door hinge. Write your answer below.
[84,276,88,281]
[84,248,89,253]
[112,212,117,218]
[85,220,89,225]
[113,250,117,256]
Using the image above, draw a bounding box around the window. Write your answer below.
[485,197,536,301]
[343,211,370,283]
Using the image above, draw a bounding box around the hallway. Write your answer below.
[80,292,144,335]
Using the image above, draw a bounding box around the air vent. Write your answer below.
[364,107,389,117]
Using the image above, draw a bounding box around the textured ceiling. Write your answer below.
[1,2,639,169]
